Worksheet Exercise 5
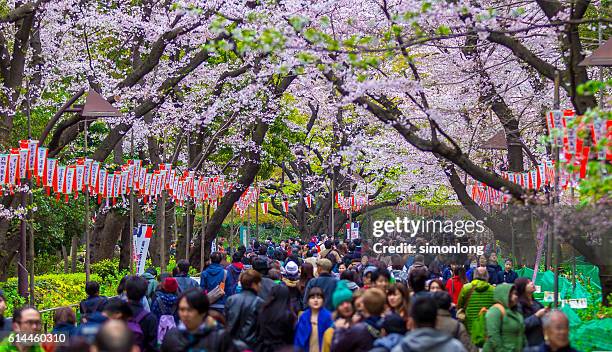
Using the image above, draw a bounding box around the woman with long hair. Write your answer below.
[298,262,315,295]
[257,285,296,352]
[514,278,548,347]
[386,283,410,321]
[294,287,333,352]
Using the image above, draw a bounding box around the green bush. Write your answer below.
[91,258,126,282]
[0,271,125,331]
[0,273,102,330]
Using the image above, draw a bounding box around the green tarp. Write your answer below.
[570,318,612,352]
[515,267,600,304]
[515,264,607,352]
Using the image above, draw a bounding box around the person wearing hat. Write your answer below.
[370,313,408,352]
[321,280,355,352]
[151,277,179,323]
[331,288,386,352]
[0,290,10,340]
[303,258,338,311]
[282,261,302,315]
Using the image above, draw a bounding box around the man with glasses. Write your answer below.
[0,306,44,351]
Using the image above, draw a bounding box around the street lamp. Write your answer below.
[80,90,121,282]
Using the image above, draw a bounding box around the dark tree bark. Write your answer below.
[148,198,175,268]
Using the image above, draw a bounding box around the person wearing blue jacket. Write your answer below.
[225,252,244,297]
[174,260,199,293]
[294,287,333,352]
[200,252,228,313]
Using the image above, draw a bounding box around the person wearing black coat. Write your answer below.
[515,278,549,346]
[225,269,264,348]
[125,276,159,352]
[256,284,296,352]
[79,281,108,322]
[485,253,502,285]
[497,259,518,284]
[161,288,243,352]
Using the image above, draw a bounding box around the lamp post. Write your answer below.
[80,90,122,282]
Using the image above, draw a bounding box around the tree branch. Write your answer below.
[0,3,36,23]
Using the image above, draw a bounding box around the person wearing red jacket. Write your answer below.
[445,265,468,304]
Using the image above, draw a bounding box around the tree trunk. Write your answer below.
[175,205,193,261]
[598,264,612,307]
[118,219,131,272]
[61,244,69,274]
[70,235,79,273]
[90,210,129,263]
[149,199,174,269]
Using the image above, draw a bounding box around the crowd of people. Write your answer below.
[0,237,580,352]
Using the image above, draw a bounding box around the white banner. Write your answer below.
[133,224,153,275]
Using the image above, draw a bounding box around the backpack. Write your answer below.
[127,309,149,351]
[390,269,408,285]
[471,303,505,347]
[80,297,106,323]
[157,315,176,345]
[207,270,227,304]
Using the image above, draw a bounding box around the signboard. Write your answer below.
[239,226,250,248]
[351,222,360,240]
[133,224,153,275]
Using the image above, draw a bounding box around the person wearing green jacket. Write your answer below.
[483,283,527,352]
[457,267,495,335]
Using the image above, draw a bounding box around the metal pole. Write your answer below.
[348,176,352,240]
[27,84,35,305]
[255,177,259,240]
[84,121,91,283]
[330,176,334,238]
[159,191,166,273]
[185,200,191,260]
[247,198,251,242]
[552,70,561,308]
[185,134,191,260]
[129,129,134,275]
[598,16,603,109]
[365,183,370,238]
[200,203,207,272]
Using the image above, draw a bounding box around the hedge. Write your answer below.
[0,272,124,331]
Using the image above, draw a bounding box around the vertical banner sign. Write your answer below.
[240,226,249,247]
[133,224,153,275]
[44,158,56,188]
[0,154,8,185]
[36,147,47,182]
[27,140,38,173]
[8,151,19,186]
[18,148,28,180]
[351,222,360,240]
[91,162,100,192]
